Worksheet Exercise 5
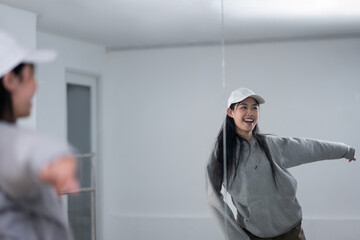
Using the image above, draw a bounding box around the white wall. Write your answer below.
[36,32,105,139]
[0,4,37,129]
[102,46,224,240]
[103,38,360,240]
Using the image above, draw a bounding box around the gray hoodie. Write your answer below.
[206,135,355,240]
[0,122,74,240]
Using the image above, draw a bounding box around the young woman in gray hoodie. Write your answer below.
[0,30,78,240]
[206,88,356,240]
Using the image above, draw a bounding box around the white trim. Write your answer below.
[65,69,100,240]
[65,70,98,158]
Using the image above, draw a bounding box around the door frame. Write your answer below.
[65,68,102,240]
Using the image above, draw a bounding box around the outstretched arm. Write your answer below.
[266,136,356,168]
[0,126,79,199]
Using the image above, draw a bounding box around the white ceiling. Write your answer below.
[1,0,360,50]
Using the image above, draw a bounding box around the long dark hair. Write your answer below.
[0,63,31,122]
[215,101,278,187]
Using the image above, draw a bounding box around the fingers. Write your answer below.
[38,155,79,195]
[58,180,79,195]
[58,177,80,195]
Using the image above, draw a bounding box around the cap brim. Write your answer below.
[251,95,265,104]
[23,49,57,63]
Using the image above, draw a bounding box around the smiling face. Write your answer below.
[227,97,259,141]
[1,64,37,121]
[11,65,37,119]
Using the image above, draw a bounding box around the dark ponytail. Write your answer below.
[0,76,14,122]
[215,102,278,187]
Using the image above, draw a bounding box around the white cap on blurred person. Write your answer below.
[227,88,265,108]
[0,30,56,78]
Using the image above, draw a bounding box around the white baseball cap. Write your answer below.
[227,88,265,108]
[0,30,56,78]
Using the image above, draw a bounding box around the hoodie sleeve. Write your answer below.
[266,135,356,169]
[206,146,250,240]
[0,125,74,199]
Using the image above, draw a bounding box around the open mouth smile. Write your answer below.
[243,118,255,126]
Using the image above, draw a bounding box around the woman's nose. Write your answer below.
[246,110,254,116]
